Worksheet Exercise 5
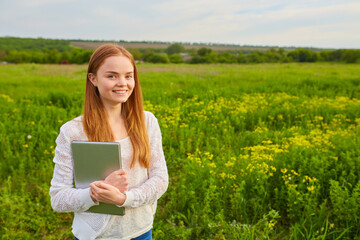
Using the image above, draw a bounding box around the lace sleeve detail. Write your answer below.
[122,113,169,208]
[49,123,97,212]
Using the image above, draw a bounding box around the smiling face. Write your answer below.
[89,55,135,109]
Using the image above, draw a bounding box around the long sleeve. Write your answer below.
[50,114,168,240]
[49,122,97,212]
[121,112,169,208]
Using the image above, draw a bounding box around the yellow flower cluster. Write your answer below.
[148,90,358,198]
[268,219,277,229]
[281,169,299,189]
[0,94,14,103]
[219,172,237,180]
[241,141,282,178]
[281,168,319,194]
[225,157,236,167]
[301,96,360,110]
[44,145,55,155]
[186,148,213,167]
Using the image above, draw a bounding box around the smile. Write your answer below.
[113,90,126,94]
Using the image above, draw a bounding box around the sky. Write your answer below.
[0,0,359,49]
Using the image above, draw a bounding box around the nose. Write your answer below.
[116,76,126,86]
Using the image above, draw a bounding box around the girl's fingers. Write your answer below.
[90,181,125,205]
[89,187,98,202]
[91,181,104,188]
[115,169,127,175]
[91,181,118,192]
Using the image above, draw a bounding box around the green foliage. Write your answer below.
[166,43,185,55]
[169,54,183,63]
[1,63,360,239]
[0,37,71,52]
[68,48,93,64]
[218,52,238,63]
[341,49,360,63]
[2,47,93,64]
[128,48,143,60]
[329,180,360,230]
[288,48,319,62]
[144,53,169,63]
[197,47,212,56]
[191,48,218,63]
[1,37,359,65]
[190,48,290,64]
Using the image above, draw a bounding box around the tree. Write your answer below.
[320,50,332,61]
[237,52,247,63]
[264,48,286,63]
[341,49,360,63]
[169,54,183,63]
[190,47,219,64]
[146,53,169,63]
[44,48,61,63]
[0,50,5,60]
[128,48,142,60]
[287,48,318,62]
[60,51,70,63]
[330,49,345,61]
[246,51,266,63]
[68,48,93,64]
[197,47,212,56]
[218,52,237,63]
[166,43,185,55]
[143,52,155,62]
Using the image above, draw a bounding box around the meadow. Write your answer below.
[0,62,359,239]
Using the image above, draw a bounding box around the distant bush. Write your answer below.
[128,48,142,60]
[341,49,360,63]
[191,48,219,63]
[197,47,212,56]
[145,53,169,63]
[166,43,185,55]
[218,52,237,63]
[288,48,319,62]
[169,54,183,63]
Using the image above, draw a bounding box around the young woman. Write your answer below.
[49,44,168,240]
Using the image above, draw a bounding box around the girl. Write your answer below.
[49,44,168,240]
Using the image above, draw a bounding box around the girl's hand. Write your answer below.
[104,169,129,193]
[90,181,126,205]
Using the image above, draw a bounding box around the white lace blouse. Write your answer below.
[49,111,169,240]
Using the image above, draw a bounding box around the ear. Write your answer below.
[88,73,97,87]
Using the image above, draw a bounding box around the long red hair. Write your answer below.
[83,44,150,169]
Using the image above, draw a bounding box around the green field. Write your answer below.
[0,63,360,239]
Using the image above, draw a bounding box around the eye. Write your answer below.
[107,74,116,79]
[126,74,133,80]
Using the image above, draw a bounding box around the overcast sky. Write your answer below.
[0,0,359,49]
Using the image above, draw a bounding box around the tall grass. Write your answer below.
[0,63,359,239]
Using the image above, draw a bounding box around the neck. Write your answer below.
[103,103,123,123]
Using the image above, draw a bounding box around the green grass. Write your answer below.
[1,63,360,239]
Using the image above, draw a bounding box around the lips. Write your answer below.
[113,90,127,94]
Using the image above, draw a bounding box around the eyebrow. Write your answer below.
[105,71,134,74]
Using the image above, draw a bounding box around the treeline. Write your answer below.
[134,45,360,64]
[0,37,91,64]
[190,47,360,64]
[0,37,359,64]
[0,37,71,52]
[1,48,93,64]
